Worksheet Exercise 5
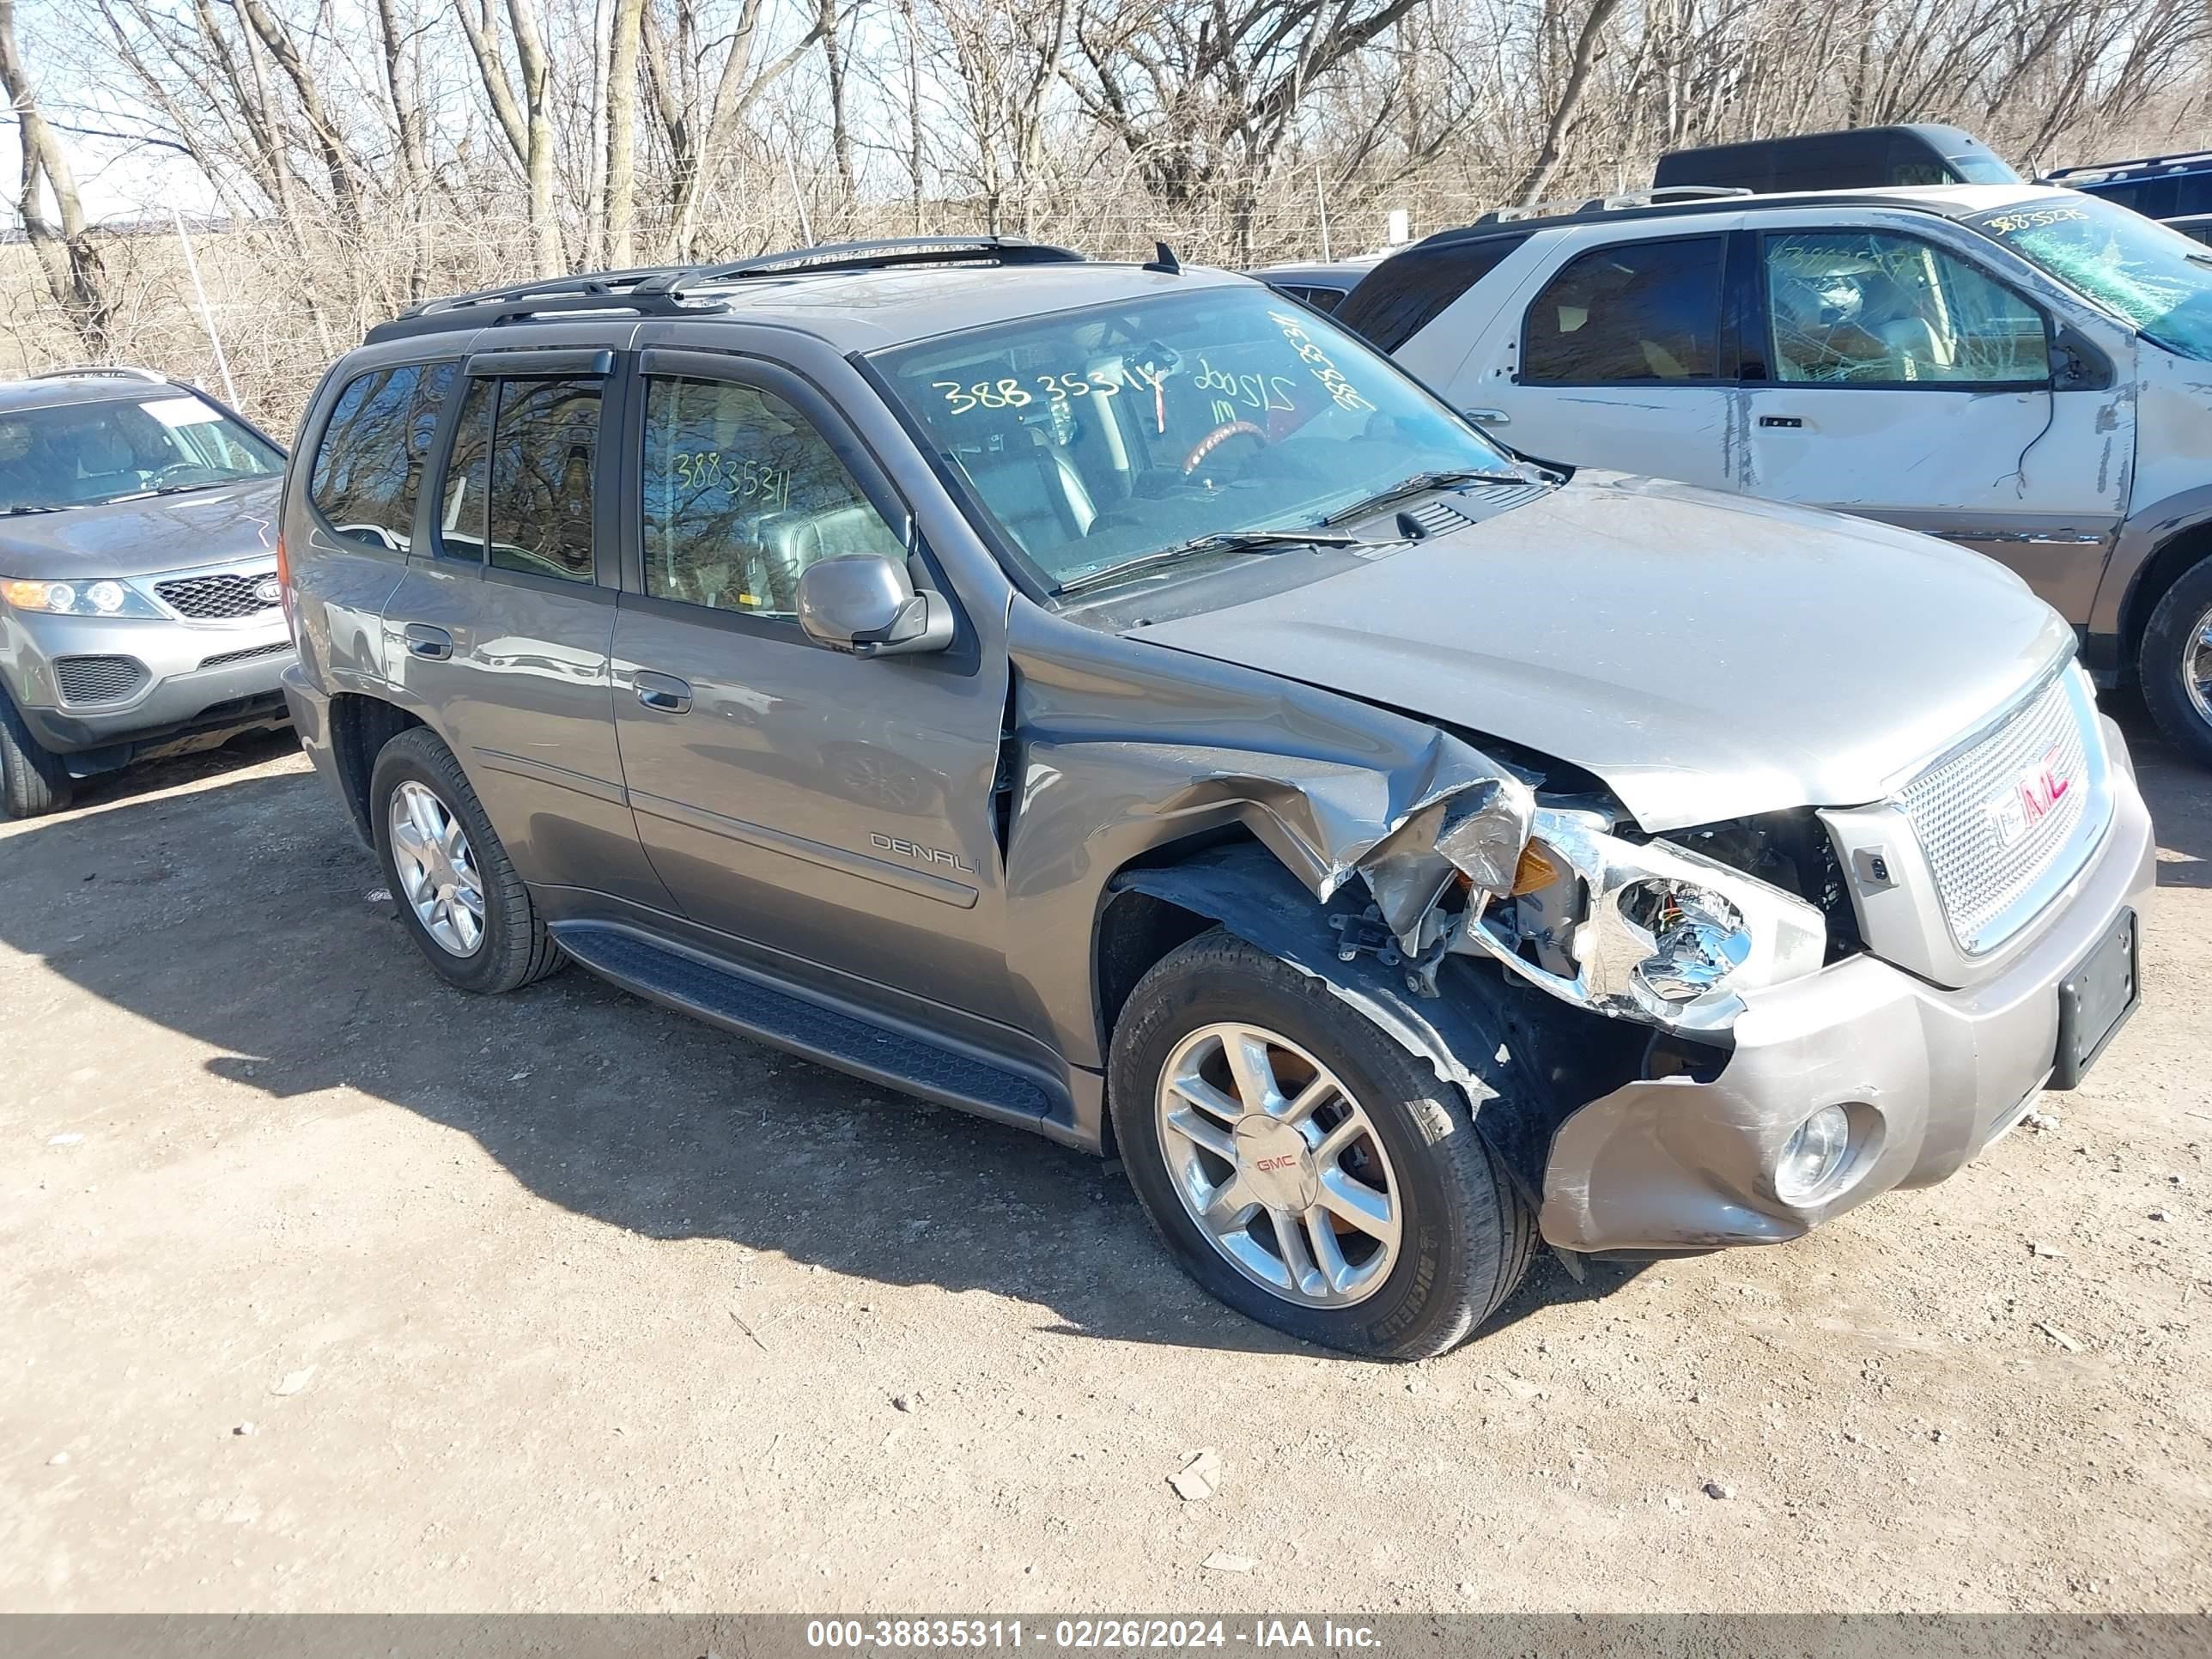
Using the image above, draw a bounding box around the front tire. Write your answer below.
[1109,931,1534,1360]
[0,694,73,819]
[369,727,563,994]
[2139,558,2212,768]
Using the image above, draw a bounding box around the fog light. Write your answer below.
[1775,1104,1852,1205]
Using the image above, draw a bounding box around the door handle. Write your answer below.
[1463,407,1511,425]
[634,671,694,714]
[1758,415,1805,428]
[403,623,453,660]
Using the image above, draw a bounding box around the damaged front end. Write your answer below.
[1114,726,1832,1045]
[1296,753,1828,1041]
[1453,805,1831,1036]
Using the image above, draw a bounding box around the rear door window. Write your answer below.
[1338,235,1527,350]
[1520,237,1724,383]
[435,374,602,582]
[309,362,456,551]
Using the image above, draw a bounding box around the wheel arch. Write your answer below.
[1097,840,1632,1205]
[326,690,425,847]
[2094,491,2212,675]
[2121,520,2212,667]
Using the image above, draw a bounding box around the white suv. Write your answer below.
[1338,184,2212,762]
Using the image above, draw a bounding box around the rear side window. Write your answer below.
[2081,175,2176,218]
[1337,235,1527,351]
[1521,237,1723,383]
[435,375,602,582]
[641,375,902,618]
[308,362,455,551]
[2174,173,2212,217]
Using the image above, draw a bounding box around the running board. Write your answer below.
[551,922,1067,1136]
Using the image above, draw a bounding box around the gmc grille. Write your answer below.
[1899,672,2106,953]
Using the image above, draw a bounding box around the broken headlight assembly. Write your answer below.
[1456,806,1829,1036]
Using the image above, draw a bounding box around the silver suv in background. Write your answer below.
[0,368,293,817]
[1337,184,2212,764]
[281,240,2152,1359]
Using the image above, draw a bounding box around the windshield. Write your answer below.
[872,284,1518,592]
[1967,195,2212,360]
[0,391,283,514]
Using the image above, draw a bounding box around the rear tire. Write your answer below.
[2139,557,2212,768]
[1109,930,1534,1360]
[369,727,563,994]
[0,694,73,819]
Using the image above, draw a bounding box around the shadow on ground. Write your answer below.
[3,703,2199,1354]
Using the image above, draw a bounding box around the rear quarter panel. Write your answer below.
[282,343,465,700]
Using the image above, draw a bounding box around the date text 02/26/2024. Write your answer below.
[805,1620,1382,1650]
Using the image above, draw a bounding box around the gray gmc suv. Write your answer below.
[0,368,293,817]
[280,239,2154,1359]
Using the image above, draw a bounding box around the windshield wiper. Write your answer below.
[1056,526,1376,596]
[2,503,65,515]
[1320,466,1530,526]
[106,480,238,504]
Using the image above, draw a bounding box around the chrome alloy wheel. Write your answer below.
[1154,1022,1402,1308]
[388,780,487,958]
[2187,603,2212,727]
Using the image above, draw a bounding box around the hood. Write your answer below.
[1127,472,2074,830]
[0,476,282,580]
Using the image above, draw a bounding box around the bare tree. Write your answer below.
[0,0,110,348]
[456,0,562,276]
[1515,0,1624,204]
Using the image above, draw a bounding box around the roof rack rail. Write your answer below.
[1474,184,1751,225]
[366,266,705,343]
[2043,149,2212,182]
[30,364,171,384]
[651,235,1085,297]
[363,237,1090,343]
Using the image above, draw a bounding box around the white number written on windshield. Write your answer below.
[1269,311,1376,413]
[933,374,1123,416]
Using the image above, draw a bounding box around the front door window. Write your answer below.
[1762,231,2049,385]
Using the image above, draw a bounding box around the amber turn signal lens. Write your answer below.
[1509,841,1562,896]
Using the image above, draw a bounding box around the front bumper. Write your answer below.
[1539,719,2156,1253]
[3,602,294,761]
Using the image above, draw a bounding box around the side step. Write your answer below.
[552,923,1064,1134]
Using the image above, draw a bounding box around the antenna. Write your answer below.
[1144,241,1182,275]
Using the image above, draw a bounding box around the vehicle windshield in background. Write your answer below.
[873,285,1520,592]
[0,392,282,514]
[1970,196,2212,361]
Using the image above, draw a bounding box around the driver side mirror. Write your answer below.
[2047,325,2112,392]
[796,555,954,659]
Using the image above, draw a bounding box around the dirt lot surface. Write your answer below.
[3,713,2209,1615]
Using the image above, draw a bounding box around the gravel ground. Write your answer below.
[2,711,2207,1614]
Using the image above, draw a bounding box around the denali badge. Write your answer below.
[870,832,976,876]
[1986,744,2073,848]
[254,575,283,605]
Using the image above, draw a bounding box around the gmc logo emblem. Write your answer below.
[1255,1153,1301,1172]
[1987,744,2074,848]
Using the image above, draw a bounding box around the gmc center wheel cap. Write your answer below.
[1234,1115,1322,1212]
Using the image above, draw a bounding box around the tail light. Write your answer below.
[274,531,295,637]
